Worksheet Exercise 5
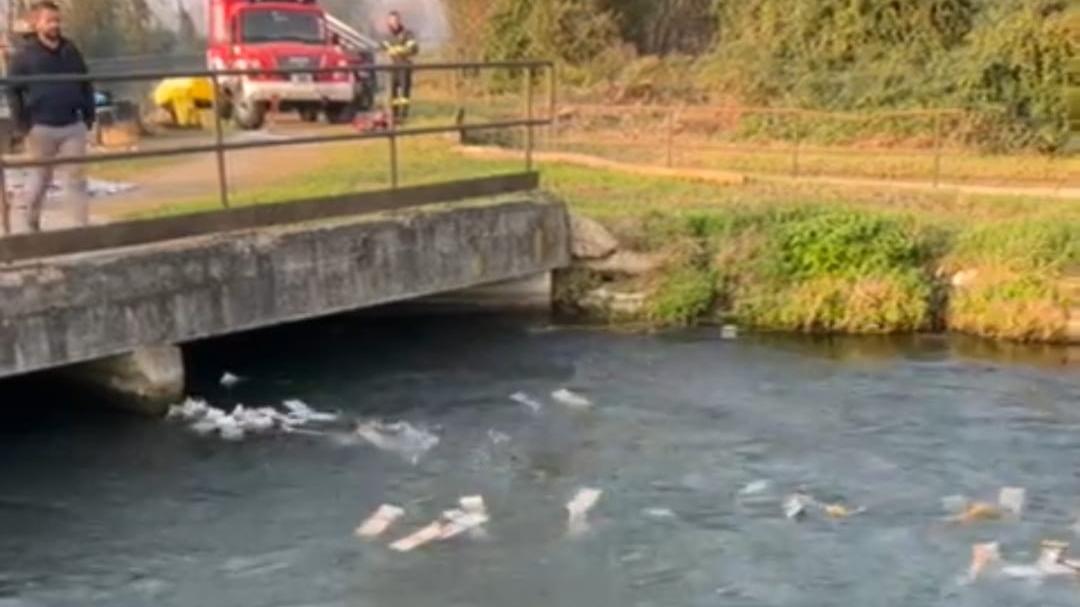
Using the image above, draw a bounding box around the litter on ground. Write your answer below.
[552,389,593,409]
[3,170,136,200]
[355,504,406,539]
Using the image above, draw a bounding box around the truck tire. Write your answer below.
[217,98,234,121]
[326,102,357,125]
[353,83,375,112]
[234,100,265,130]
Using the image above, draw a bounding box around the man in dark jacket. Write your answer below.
[381,11,418,122]
[7,0,94,233]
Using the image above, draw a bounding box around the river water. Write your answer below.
[2,312,1080,607]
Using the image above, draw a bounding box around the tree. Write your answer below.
[484,0,619,65]
[604,0,717,55]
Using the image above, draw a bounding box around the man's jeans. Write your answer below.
[13,122,89,234]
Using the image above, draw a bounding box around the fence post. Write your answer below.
[0,152,9,236]
[387,68,399,189]
[525,66,535,171]
[454,65,465,127]
[791,112,802,178]
[210,72,230,209]
[665,108,675,168]
[933,111,943,188]
[548,64,558,151]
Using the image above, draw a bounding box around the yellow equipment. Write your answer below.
[152,78,216,128]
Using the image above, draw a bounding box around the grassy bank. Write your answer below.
[559,176,1080,342]
[114,136,1080,342]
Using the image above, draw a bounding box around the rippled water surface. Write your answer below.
[2,313,1080,606]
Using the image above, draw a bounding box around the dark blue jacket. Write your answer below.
[7,36,95,132]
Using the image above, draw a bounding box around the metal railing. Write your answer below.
[0,60,555,242]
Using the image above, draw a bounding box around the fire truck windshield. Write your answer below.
[241,10,324,45]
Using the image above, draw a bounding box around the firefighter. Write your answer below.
[381,11,418,122]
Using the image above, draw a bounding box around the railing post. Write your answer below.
[210,72,230,209]
[0,152,9,236]
[665,108,675,168]
[454,65,465,125]
[548,63,557,150]
[525,66,535,171]
[387,67,399,189]
[791,111,802,178]
[933,111,943,188]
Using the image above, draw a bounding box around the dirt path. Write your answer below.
[458,145,1080,200]
[89,124,355,221]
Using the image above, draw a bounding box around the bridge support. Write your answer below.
[62,345,185,416]
[0,191,571,399]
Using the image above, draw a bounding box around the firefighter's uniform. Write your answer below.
[382,27,419,121]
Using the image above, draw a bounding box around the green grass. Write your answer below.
[112,136,1079,341]
[550,138,1079,186]
[122,137,524,219]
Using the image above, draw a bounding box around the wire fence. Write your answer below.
[546,103,1079,189]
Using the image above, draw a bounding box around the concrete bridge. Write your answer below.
[0,60,562,413]
[0,175,570,412]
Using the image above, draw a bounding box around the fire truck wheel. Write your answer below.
[234,100,266,130]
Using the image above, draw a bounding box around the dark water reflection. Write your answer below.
[2,313,1080,607]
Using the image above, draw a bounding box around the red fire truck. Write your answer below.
[207,0,376,129]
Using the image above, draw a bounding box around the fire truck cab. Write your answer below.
[207,0,371,129]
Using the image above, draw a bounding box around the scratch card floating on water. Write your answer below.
[567,487,603,535]
[567,488,603,522]
[355,504,406,539]
[552,389,593,409]
[998,487,1026,517]
[166,398,338,441]
[354,421,440,465]
[510,391,544,414]
[389,521,445,552]
[389,502,490,553]
[738,480,771,496]
[282,399,339,423]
